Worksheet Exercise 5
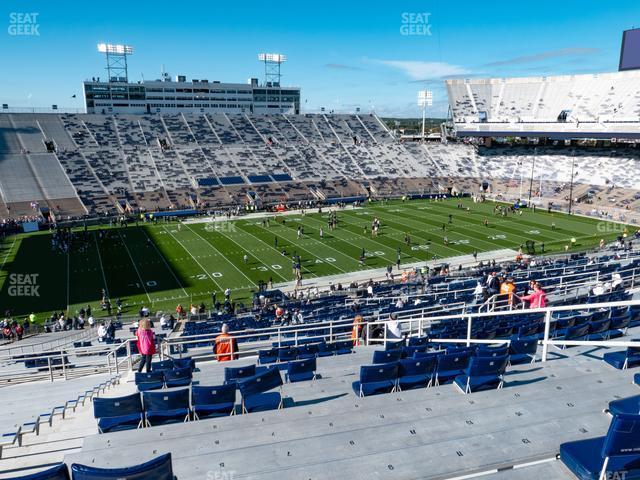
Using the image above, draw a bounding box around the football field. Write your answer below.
[0,198,632,319]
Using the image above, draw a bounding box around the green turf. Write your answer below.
[0,198,633,320]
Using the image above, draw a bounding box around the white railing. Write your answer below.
[0,328,95,357]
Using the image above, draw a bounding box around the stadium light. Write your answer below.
[258,53,287,63]
[417,90,433,139]
[258,53,287,87]
[97,43,134,55]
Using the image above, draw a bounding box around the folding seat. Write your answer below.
[552,317,575,337]
[588,318,611,341]
[607,395,640,416]
[286,358,317,383]
[446,346,476,356]
[238,367,284,413]
[401,345,428,359]
[135,371,165,391]
[630,305,640,327]
[495,324,513,338]
[372,350,402,364]
[258,348,278,364]
[408,336,429,347]
[352,363,399,397]
[224,364,256,385]
[514,323,538,339]
[191,384,236,419]
[297,343,319,360]
[508,338,538,365]
[164,367,193,388]
[608,312,631,338]
[636,373,640,386]
[557,323,590,348]
[560,413,640,480]
[93,393,143,433]
[413,350,445,360]
[454,355,509,394]
[603,344,640,370]
[277,347,298,362]
[71,453,176,480]
[476,345,509,358]
[316,341,336,357]
[385,340,405,351]
[171,357,195,370]
[150,360,174,372]
[434,352,471,386]
[7,464,70,479]
[397,357,436,390]
[143,389,191,426]
[335,340,354,355]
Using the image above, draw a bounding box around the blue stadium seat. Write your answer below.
[191,384,236,419]
[508,338,538,364]
[150,360,174,372]
[164,367,193,388]
[93,393,143,433]
[607,395,640,416]
[401,345,428,358]
[385,340,405,351]
[8,463,69,479]
[171,357,196,370]
[224,364,256,385]
[317,342,336,357]
[435,352,471,385]
[143,389,191,426]
[277,347,298,363]
[398,357,436,390]
[588,318,611,341]
[335,340,353,355]
[353,363,398,397]
[372,350,402,364]
[258,348,278,364]
[476,345,509,357]
[238,367,284,413]
[636,373,640,386]
[560,413,640,480]
[454,355,509,394]
[408,336,429,347]
[135,371,165,391]
[608,312,631,338]
[71,453,175,480]
[297,343,319,360]
[603,344,640,370]
[286,358,317,383]
[558,323,590,348]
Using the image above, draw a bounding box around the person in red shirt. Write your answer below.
[214,324,238,362]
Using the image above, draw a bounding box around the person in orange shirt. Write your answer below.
[214,324,238,362]
[500,277,516,306]
[351,315,364,346]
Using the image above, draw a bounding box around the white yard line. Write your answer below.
[92,232,110,299]
[162,224,224,291]
[141,228,189,297]
[0,238,16,273]
[182,222,258,287]
[116,230,152,303]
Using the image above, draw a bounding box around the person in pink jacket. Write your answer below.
[135,318,157,373]
[518,283,547,309]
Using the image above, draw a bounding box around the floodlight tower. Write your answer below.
[417,90,433,139]
[97,43,134,82]
[258,53,286,86]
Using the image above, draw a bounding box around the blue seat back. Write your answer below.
[385,340,405,351]
[71,453,174,480]
[172,357,195,370]
[10,463,69,479]
[509,338,538,355]
[287,358,316,376]
[372,350,402,364]
[436,352,471,371]
[408,336,429,347]
[467,355,509,377]
[258,348,278,363]
[360,363,398,383]
[237,367,283,398]
[413,350,444,360]
[398,357,436,376]
[224,364,256,383]
[476,345,509,357]
[565,323,590,340]
[150,360,173,371]
[134,371,164,385]
[192,384,236,406]
[142,388,190,412]
[94,393,142,420]
[602,413,640,458]
[164,366,193,383]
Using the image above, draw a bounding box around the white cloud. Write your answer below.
[373,60,470,81]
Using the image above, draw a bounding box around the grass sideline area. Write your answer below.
[0,197,633,321]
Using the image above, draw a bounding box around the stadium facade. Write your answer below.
[83,77,301,115]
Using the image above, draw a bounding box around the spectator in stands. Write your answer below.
[351,314,364,346]
[214,324,238,362]
[500,277,516,306]
[517,283,546,309]
[386,313,402,340]
[135,318,156,373]
[97,323,108,342]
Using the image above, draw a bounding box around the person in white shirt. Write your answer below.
[160,315,168,327]
[367,284,373,298]
[88,316,95,328]
[97,323,107,342]
[386,313,402,340]
[611,272,623,290]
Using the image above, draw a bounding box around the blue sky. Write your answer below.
[1,0,639,117]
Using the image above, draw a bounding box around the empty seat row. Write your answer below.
[258,340,353,364]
